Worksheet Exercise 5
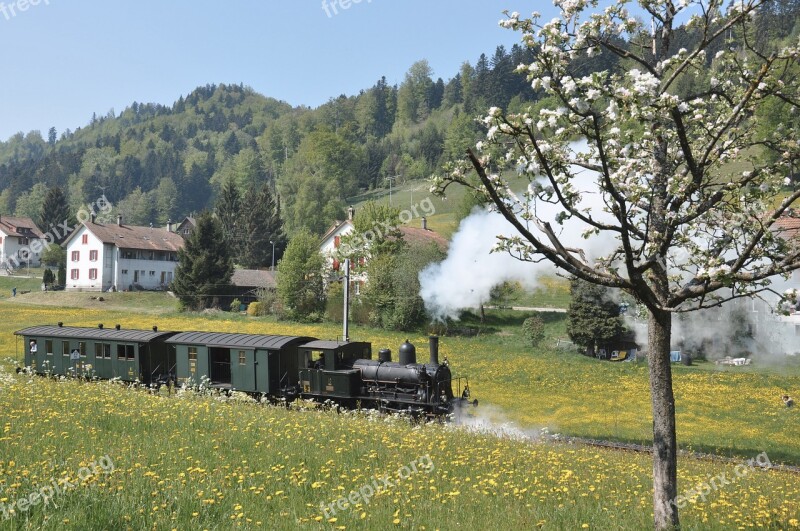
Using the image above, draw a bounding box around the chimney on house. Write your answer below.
[90,212,96,224]
[167,218,172,232]
[117,215,122,227]
[347,206,355,221]
[422,216,428,230]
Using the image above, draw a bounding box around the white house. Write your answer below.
[0,215,46,270]
[63,216,185,292]
[319,207,448,293]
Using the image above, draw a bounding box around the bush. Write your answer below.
[247,302,263,316]
[230,298,242,313]
[522,314,546,346]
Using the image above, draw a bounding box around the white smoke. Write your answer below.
[420,141,617,320]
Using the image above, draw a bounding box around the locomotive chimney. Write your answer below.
[429,335,439,365]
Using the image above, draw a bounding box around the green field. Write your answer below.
[0,300,798,529]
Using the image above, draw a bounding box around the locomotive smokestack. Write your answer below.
[429,335,439,365]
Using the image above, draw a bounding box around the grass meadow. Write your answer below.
[0,301,798,529]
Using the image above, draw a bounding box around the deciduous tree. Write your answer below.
[435,2,800,528]
[277,230,326,321]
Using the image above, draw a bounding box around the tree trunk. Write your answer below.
[648,307,679,530]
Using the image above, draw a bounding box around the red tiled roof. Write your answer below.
[399,226,448,250]
[79,222,185,252]
[0,216,44,238]
[772,215,800,240]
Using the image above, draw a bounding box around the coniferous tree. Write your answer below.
[241,183,285,268]
[38,186,73,244]
[214,177,243,261]
[566,278,624,357]
[172,212,233,310]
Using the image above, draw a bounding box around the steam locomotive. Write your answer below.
[16,324,476,417]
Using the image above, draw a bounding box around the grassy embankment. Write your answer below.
[0,297,798,528]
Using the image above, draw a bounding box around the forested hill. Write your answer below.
[0,0,797,236]
[0,41,543,235]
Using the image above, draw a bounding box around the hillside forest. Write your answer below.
[0,1,797,244]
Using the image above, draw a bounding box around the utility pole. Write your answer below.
[384,175,400,206]
[343,258,350,342]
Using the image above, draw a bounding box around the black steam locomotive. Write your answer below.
[16,324,476,417]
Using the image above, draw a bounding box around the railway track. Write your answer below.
[549,434,800,475]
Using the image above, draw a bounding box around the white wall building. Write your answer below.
[0,216,46,270]
[63,216,184,292]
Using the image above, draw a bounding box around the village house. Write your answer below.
[0,215,46,270]
[319,207,448,293]
[231,268,276,305]
[175,216,196,239]
[63,215,184,292]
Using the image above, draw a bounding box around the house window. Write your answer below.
[45,340,53,356]
[89,250,98,261]
[62,342,70,356]
[334,235,341,248]
[82,234,88,244]
[117,344,134,361]
[78,342,86,357]
[19,237,28,245]
[95,343,111,359]
[149,271,155,276]
[238,350,246,365]
[183,229,190,235]
[89,269,98,280]
[71,251,80,262]
[70,269,79,280]
[121,269,128,275]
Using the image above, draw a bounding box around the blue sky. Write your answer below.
[0,0,556,142]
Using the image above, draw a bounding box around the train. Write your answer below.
[15,323,477,417]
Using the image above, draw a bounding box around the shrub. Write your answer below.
[247,302,263,316]
[230,298,242,313]
[522,314,546,346]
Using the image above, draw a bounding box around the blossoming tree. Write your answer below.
[434,1,800,528]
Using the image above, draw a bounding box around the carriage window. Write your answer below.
[95,343,111,359]
[45,340,53,356]
[188,347,197,375]
[117,344,134,361]
[62,342,70,356]
[238,351,246,365]
[79,342,86,357]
